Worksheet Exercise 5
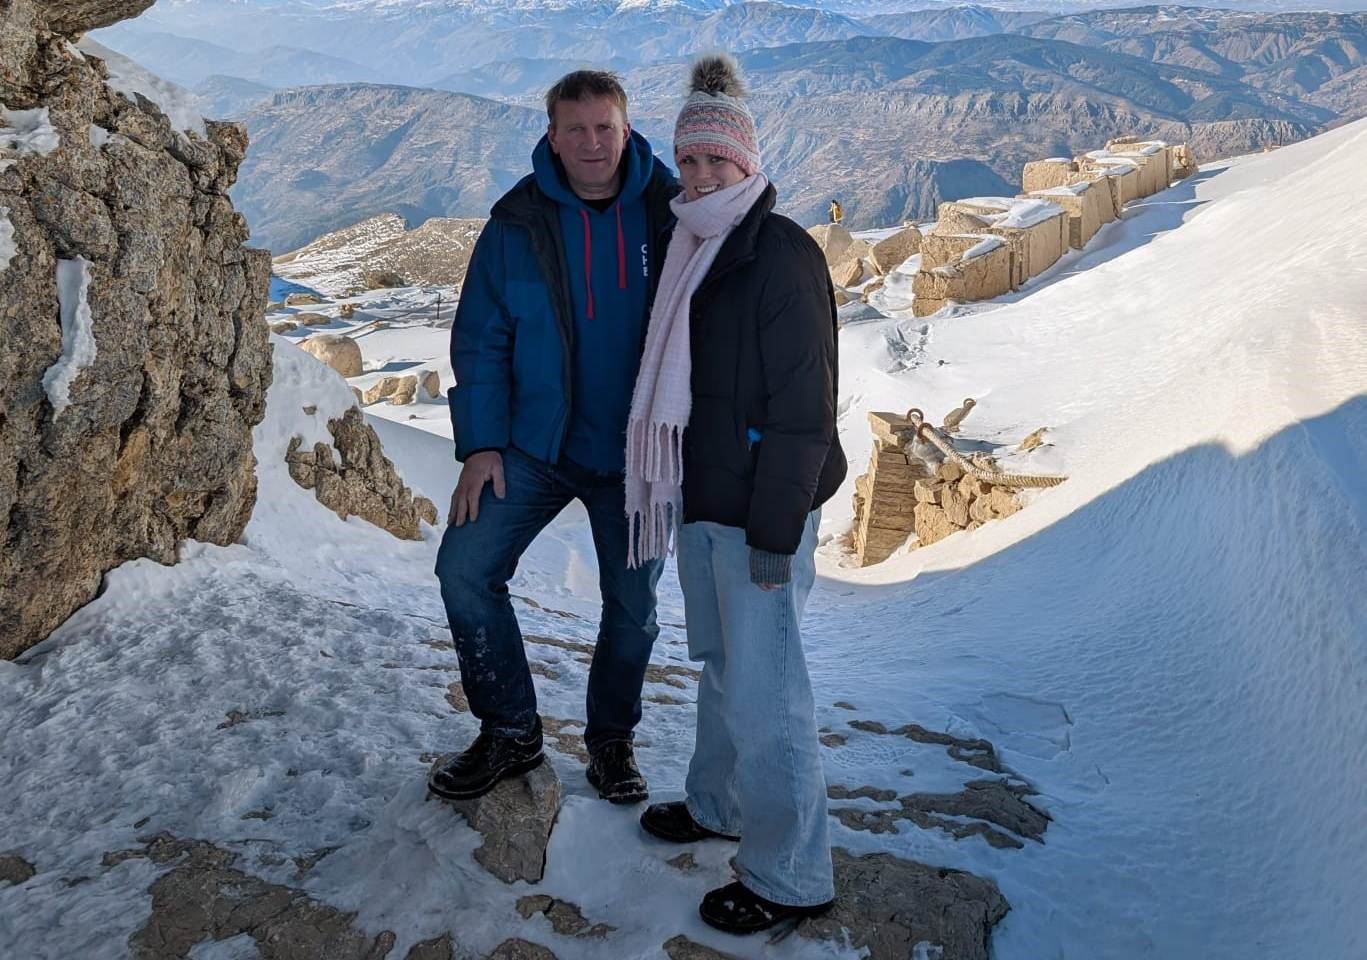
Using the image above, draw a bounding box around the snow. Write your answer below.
[948,197,1065,230]
[40,257,97,418]
[88,123,110,147]
[1,120,1366,960]
[0,106,60,171]
[75,38,206,136]
[0,206,15,271]
[956,235,1002,261]
[1034,182,1092,197]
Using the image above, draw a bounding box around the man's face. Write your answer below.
[547,96,630,201]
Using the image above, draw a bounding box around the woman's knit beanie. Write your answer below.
[673,54,761,176]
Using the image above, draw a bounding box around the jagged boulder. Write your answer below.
[0,0,271,658]
[301,334,362,377]
[806,222,855,266]
[442,762,562,884]
[284,291,320,305]
[285,407,436,539]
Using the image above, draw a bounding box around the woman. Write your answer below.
[624,54,847,934]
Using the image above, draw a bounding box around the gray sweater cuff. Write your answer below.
[749,548,793,585]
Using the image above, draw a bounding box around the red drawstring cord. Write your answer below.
[579,208,594,320]
[615,202,626,290]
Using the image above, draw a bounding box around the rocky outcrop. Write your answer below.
[0,0,271,658]
[38,1,154,35]
[273,213,485,298]
[285,407,437,540]
[441,762,562,884]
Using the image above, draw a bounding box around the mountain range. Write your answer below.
[87,3,1367,249]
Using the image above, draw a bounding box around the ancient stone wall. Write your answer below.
[901,136,1191,317]
[0,0,271,657]
[851,412,1036,565]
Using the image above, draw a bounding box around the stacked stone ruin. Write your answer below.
[851,412,1025,566]
[908,137,1194,316]
[808,220,924,306]
[811,136,1195,318]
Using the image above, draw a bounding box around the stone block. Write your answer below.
[1021,158,1077,193]
[868,412,915,447]
[985,487,1022,518]
[941,486,970,527]
[831,257,865,288]
[912,241,1013,317]
[938,460,964,483]
[869,227,921,274]
[913,478,942,504]
[912,502,956,548]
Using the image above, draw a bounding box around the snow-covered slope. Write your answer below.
[1,122,1364,959]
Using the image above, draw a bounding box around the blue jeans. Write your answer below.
[434,447,663,752]
[676,511,834,907]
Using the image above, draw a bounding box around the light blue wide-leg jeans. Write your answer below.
[676,510,833,907]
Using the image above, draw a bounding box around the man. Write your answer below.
[828,199,843,224]
[429,72,678,804]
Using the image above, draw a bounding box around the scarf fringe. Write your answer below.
[628,497,679,569]
[628,417,685,484]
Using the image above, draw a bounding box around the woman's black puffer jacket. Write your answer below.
[682,183,847,566]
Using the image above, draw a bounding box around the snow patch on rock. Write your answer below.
[75,37,206,136]
[0,105,60,170]
[41,257,97,417]
[0,206,16,271]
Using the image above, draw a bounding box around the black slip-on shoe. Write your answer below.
[639,801,740,843]
[427,720,544,801]
[586,740,649,804]
[699,881,833,935]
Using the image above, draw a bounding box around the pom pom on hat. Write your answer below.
[674,53,761,177]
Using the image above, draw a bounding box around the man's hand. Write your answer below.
[448,450,505,526]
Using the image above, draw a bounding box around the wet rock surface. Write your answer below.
[515,895,615,939]
[798,848,1009,960]
[662,935,741,960]
[0,852,36,886]
[829,778,1049,849]
[485,940,558,960]
[106,834,396,960]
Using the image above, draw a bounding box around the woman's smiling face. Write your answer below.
[677,152,748,201]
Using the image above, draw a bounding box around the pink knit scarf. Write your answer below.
[625,173,769,567]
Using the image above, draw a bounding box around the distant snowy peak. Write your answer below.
[319,0,731,11]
